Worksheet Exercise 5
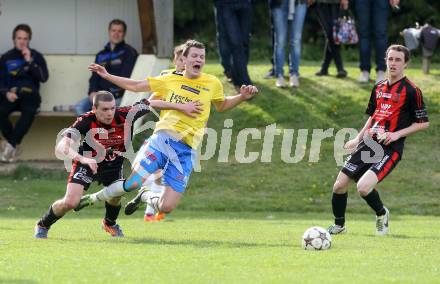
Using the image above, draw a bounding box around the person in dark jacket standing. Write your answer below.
[0,24,49,162]
[75,19,138,116]
[214,0,253,91]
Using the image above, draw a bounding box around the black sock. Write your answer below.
[362,189,386,216]
[38,206,62,229]
[104,202,121,226]
[332,192,348,226]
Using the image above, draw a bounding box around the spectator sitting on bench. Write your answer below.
[74,19,138,116]
[0,24,49,162]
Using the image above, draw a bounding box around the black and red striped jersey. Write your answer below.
[366,77,429,153]
[64,100,150,165]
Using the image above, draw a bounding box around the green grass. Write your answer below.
[0,61,439,283]
[1,211,440,283]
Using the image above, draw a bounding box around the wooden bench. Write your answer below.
[12,111,76,117]
[6,54,169,160]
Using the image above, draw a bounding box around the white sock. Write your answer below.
[90,193,100,203]
[142,182,163,215]
[144,205,155,216]
[141,190,161,212]
[95,180,126,201]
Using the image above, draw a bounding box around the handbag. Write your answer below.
[333,16,359,45]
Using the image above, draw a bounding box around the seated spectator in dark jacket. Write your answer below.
[75,19,138,115]
[0,24,49,162]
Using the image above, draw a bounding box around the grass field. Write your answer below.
[0,62,439,283]
[1,211,440,283]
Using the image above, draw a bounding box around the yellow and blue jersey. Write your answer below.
[147,72,225,148]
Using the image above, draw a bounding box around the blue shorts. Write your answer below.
[133,131,195,193]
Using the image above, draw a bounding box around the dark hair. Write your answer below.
[182,40,205,57]
[13,24,32,40]
[93,91,115,107]
[108,19,127,33]
[386,44,410,63]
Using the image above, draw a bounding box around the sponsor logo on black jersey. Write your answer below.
[377,90,392,99]
[73,167,93,183]
[344,161,357,172]
[374,154,389,170]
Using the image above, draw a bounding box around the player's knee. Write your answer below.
[107,197,121,206]
[63,198,79,210]
[333,179,347,193]
[160,202,176,213]
[356,182,370,197]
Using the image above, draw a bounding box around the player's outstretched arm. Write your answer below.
[149,99,203,118]
[55,136,98,174]
[88,63,150,93]
[214,85,258,112]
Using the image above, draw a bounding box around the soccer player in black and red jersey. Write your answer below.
[34,91,201,238]
[328,45,429,236]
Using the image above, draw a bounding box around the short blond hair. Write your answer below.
[182,39,205,57]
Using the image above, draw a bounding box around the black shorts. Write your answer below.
[341,141,401,182]
[68,161,123,190]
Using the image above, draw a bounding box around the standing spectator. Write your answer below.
[0,24,49,162]
[214,2,233,82]
[74,19,138,115]
[354,0,400,83]
[264,4,276,80]
[313,0,349,78]
[271,0,308,88]
[263,3,292,80]
[214,0,253,91]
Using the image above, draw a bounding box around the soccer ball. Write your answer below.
[302,226,332,251]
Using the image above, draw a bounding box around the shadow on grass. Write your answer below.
[0,209,407,221]
[70,236,292,248]
[342,76,376,92]
[348,232,439,240]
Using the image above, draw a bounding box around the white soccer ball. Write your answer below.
[302,226,332,251]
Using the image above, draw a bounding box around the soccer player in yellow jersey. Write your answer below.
[143,43,185,222]
[77,39,258,218]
